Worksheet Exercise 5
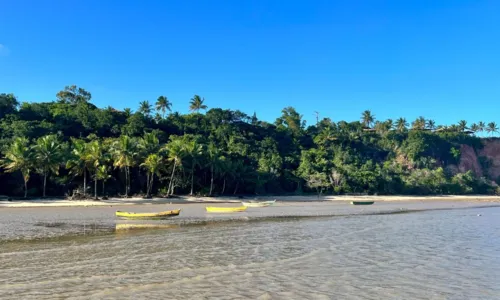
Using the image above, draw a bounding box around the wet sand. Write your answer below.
[1,200,499,241]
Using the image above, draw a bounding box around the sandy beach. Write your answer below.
[1,194,499,208]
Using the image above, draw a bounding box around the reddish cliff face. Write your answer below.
[458,139,500,181]
[458,144,482,176]
[478,139,500,180]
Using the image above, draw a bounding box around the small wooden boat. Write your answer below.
[350,201,374,205]
[242,200,276,207]
[205,206,247,213]
[115,209,181,219]
[115,223,179,231]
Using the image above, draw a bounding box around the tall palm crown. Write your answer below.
[486,122,498,136]
[1,137,33,198]
[34,135,63,197]
[478,121,486,133]
[155,96,172,118]
[470,123,480,133]
[138,100,152,117]
[361,110,375,128]
[426,120,436,130]
[458,120,468,132]
[412,117,426,130]
[395,117,408,132]
[138,132,160,157]
[189,95,207,113]
[140,153,164,197]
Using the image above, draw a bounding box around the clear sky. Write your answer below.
[1,0,499,126]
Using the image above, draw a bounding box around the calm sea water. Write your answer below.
[1,202,499,299]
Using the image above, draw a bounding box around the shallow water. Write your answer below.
[1,203,499,299]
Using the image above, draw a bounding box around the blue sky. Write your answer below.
[1,0,499,126]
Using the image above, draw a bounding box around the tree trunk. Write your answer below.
[83,169,87,197]
[102,181,105,197]
[233,181,239,195]
[168,161,177,195]
[43,172,47,198]
[222,178,226,195]
[94,173,98,200]
[146,173,151,197]
[24,176,28,198]
[190,163,195,196]
[149,173,154,197]
[124,167,129,197]
[209,166,214,196]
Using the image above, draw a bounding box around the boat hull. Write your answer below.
[350,201,374,205]
[205,206,247,213]
[115,209,181,219]
[242,200,276,207]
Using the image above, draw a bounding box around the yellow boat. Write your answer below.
[115,209,181,220]
[205,206,247,213]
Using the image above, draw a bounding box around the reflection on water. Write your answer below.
[1,206,499,299]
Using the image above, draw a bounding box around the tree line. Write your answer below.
[0,86,499,199]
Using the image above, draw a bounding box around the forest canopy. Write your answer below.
[0,86,499,199]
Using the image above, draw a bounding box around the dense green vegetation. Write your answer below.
[0,86,499,199]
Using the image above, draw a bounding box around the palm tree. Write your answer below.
[123,108,132,118]
[185,139,204,195]
[426,119,436,131]
[385,119,393,130]
[395,117,408,132]
[66,139,90,197]
[138,131,160,159]
[140,154,163,198]
[155,96,171,118]
[206,142,222,196]
[34,135,63,198]
[95,165,111,198]
[112,135,137,197]
[478,121,486,134]
[86,140,106,200]
[470,123,480,134]
[458,120,468,132]
[361,110,375,128]
[138,100,152,117]
[412,116,426,130]
[164,137,186,195]
[189,95,207,113]
[487,122,498,136]
[1,137,33,198]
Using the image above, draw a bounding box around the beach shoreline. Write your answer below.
[1,194,499,208]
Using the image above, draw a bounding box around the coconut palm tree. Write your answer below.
[123,108,132,118]
[86,140,106,199]
[478,121,486,134]
[206,142,222,196]
[487,122,498,136]
[34,135,63,198]
[164,137,186,195]
[66,139,90,197]
[385,119,394,130]
[138,100,152,117]
[140,153,163,198]
[426,119,436,131]
[0,137,34,198]
[361,110,375,128]
[138,131,160,159]
[411,116,426,130]
[189,95,207,113]
[96,165,111,198]
[458,120,468,132]
[395,117,408,132]
[155,96,171,118]
[112,135,137,197]
[185,139,204,195]
[470,123,480,134]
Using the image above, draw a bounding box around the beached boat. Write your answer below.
[115,209,181,219]
[205,206,247,213]
[350,201,374,205]
[241,200,276,207]
[115,223,179,231]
